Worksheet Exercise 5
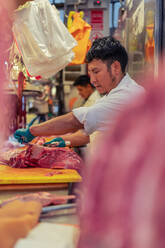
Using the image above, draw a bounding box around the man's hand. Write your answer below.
[14,128,35,143]
[44,137,66,147]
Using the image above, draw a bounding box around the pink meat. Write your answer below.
[33,136,46,145]
[0,192,75,207]
[8,144,82,170]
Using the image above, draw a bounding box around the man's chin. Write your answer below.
[97,88,106,94]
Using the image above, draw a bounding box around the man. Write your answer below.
[73,74,101,107]
[14,36,145,147]
[71,75,101,155]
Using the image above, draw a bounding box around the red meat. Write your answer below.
[0,137,83,170]
[33,136,46,145]
[8,145,82,170]
[8,144,82,170]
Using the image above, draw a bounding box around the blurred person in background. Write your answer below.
[14,36,145,149]
[78,68,165,248]
[73,74,101,107]
[71,75,101,157]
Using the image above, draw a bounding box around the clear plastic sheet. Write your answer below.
[12,0,77,78]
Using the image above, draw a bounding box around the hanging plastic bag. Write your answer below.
[68,11,92,65]
[12,0,77,78]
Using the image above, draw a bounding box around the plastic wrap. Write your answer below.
[12,0,77,78]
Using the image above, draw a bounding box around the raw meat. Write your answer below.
[0,192,75,207]
[32,136,46,145]
[1,144,82,170]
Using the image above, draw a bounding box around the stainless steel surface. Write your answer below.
[41,203,77,214]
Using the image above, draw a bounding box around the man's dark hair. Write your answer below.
[86,36,128,73]
[73,75,94,88]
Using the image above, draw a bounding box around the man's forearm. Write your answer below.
[61,130,90,147]
[30,112,83,137]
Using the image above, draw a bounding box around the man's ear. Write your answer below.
[111,61,122,75]
[86,84,92,90]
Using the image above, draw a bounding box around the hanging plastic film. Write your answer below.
[12,0,77,78]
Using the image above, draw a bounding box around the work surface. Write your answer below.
[0,164,82,184]
[0,163,81,226]
[0,187,79,225]
[0,187,79,248]
[0,166,81,247]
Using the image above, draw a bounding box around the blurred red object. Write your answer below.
[0,2,15,142]
[17,71,26,128]
[78,67,165,248]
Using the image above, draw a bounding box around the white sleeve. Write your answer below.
[72,84,145,135]
[72,106,90,134]
[72,97,123,135]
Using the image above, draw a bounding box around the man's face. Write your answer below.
[88,59,115,94]
[76,85,92,100]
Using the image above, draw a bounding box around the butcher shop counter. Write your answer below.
[0,164,82,225]
[0,186,80,248]
[0,187,79,225]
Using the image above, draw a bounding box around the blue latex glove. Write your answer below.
[44,137,66,147]
[14,128,35,144]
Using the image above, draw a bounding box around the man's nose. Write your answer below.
[90,75,96,86]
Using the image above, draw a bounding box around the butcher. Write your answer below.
[14,36,145,147]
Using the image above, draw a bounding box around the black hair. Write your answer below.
[73,75,95,88]
[86,36,128,73]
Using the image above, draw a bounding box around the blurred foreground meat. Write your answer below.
[0,192,75,208]
[78,69,165,248]
[0,200,41,248]
[1,144,82,171]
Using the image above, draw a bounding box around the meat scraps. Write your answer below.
[1,144,82,170]
[0,192,75,207]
